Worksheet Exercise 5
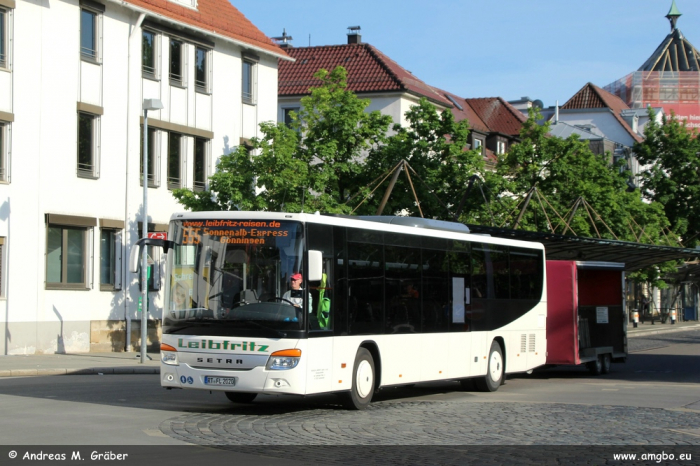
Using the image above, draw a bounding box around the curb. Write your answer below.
[0,367,160,377]
[628,324,700,338]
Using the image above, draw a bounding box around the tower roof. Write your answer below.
[639,1,699,71]
[638,29,700,72]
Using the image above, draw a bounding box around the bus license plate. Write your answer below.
[205,376,237,386]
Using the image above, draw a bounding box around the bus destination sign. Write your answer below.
[181,220,289,245]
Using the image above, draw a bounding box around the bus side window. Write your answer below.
[307,223,334,332]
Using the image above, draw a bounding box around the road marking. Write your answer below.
[670,428,700,438]
[143,429,168,437]
[601,389,619,391]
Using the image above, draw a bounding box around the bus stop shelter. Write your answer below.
[465,224,700,273]
[466,224,700,321]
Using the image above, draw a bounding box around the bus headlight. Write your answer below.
[160,343,179,366]
[265,349,301,370]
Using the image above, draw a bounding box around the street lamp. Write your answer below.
[141,98,163,364]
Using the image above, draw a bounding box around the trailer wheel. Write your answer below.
[225,392,257,403]
[342,348,375,410]
[587,357,603,375]
[601,354,611,374]
[475,341,504,392]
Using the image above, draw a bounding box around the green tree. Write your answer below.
[496,109,672,245]
[359,98,486,219]
[634,110,700,247]
[172,66,392,213]
[497,109,680,287]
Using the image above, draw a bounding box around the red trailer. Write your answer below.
[546,261,628,374]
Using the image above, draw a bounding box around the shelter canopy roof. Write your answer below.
[465,224,699,273]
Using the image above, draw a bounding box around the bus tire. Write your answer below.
[475,341,504,392]
[225,392,257,403]
[601,354,611,374]
[587,357,603,375]
[342,348,375,410]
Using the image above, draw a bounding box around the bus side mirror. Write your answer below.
[129,238,176,273]
[308,250,323,282]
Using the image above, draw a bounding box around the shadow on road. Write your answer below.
[0,350,697,416]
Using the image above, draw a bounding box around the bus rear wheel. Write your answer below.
[225,392,257,403]
[475,341,504,392]
[342,348,375,410]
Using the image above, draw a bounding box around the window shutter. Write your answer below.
[87,227,94,289]
[182,136,187,188]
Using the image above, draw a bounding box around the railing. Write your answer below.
[142,64,156,80]
[167,176,181,190]
[80,46,96,61]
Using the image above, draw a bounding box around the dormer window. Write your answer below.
[167,0,198,10]
[168,0,198,10]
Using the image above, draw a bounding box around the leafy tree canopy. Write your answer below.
[634,110,700,248]
[358,98,485,218]
[172,66,392,214]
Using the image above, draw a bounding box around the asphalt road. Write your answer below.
[0,330,698,465]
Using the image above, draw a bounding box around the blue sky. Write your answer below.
[231,0,700,108]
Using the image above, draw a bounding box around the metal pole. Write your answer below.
[141,109,149,364]
[376,162,403,216]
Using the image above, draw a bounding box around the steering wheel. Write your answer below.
[268,297,297,306]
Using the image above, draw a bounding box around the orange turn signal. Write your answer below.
[271,349,302,357]
[161,343,177,352]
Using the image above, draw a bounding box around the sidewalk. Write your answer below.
[0,321,698,378]
[627,317,700,338]
[0,351,160,377]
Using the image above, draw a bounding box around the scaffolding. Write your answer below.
[604,71,700,128]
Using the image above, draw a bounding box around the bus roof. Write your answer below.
[169,211,545,250]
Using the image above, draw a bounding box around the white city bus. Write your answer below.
[134,212,547,409]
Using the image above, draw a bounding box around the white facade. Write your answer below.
[0,0,283,354]
[279,92,444,131]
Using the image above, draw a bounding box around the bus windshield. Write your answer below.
[164,219,305,337]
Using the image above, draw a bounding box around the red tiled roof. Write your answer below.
[430,86,490,133]
[123,0,286,57]
[562,83,643,143]
[278,43,451,106]
[464,97,527,137]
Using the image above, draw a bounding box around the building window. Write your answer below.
[80,8,99,62]
[474,139,482,150]
[195,46,210,93]
[47,226,88,288]
[496,140,506,155]
[0,122,9,183]
[242,59,255,104]
[0,8,8,69]
[193,137,208,192]
[77,112,100,179]
[167,132,182,190]
[283,108,299,127]
[140,126,159,188]
[169,39,183,86]
[100,228,122,290]
[142,29,158,79]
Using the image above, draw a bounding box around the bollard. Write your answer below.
[632,310,639,328]
[671,309,676,325]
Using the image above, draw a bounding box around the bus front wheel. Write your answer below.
[225,392,257,403]
[342,348,375,410]
[475,341,504,392]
